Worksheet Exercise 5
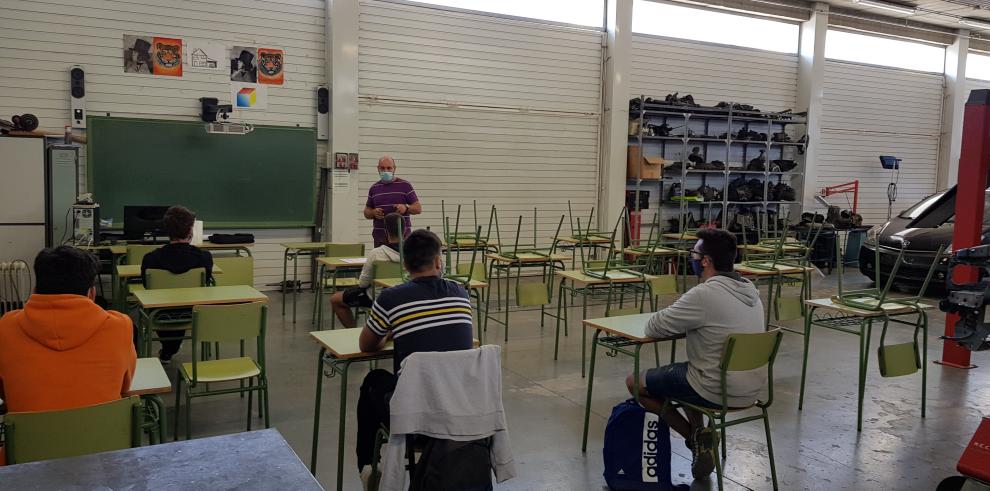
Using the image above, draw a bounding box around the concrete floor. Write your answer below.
[160,271,990,490]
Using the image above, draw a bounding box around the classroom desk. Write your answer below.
[550,269,655,377]
[127,357,173,444]
[660,232,699,242]
[798,297,933,431]
[484,252,568,341]
[309,328,479,490]
[198,240,254,256]
[735,261,814,334]
[374,277,490,343]
[0,428,322,490]
[580,313,684,452]
[553,235,614,269]
[314,256,366,329]
[133,285,268,356]
[280,242,330,323]
[114,264,225,311]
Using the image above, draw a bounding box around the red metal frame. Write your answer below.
[820,181,859,213]
[942,91,990,369]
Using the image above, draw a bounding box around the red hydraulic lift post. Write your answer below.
[941,89,990,369]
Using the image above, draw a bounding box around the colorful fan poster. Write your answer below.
[257,48,284,85]
[152,37,183,77]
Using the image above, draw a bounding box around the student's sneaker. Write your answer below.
[158,349,172,366]
[691,426,718,479]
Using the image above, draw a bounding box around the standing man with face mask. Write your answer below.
[364,155,421,247]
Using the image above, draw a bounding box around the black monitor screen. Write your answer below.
[123,205,170,240]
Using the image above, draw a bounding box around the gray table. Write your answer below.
[0,429,323,490]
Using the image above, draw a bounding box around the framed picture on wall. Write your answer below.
[334,152,348,170]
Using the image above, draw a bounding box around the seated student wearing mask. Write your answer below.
[141,205,213,363]
[627,228,765,480]
[0,246,137,414]
[353,229,475,484]
[329,213,404,328]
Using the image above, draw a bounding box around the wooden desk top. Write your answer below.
[316,256,366,269]
[117,264,224,279]
[77,244,127,255]
[739,244,805,253]
[443,239,497,248]
[279,241,329,250]
[556,235,614,245]
[311,328,394,359]
[556,269,655,285]
[374,277,488,289]
[133,285,267,309]
[0,429,322,490]
[623,246,681,257]
[735,262,810,276]
[661,232,699,241]
[126,358,172,396]
[583,312,685,343]
[486,252,569,264]
[806,297,933,317]
[199,241,253,250]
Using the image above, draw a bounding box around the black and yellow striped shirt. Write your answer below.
[366,276,474,374]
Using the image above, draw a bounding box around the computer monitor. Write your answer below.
[879,156,901,170]
[123,205,169,241]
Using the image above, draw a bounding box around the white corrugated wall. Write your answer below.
[356,0,603,246]
[628,34,800,228]
[818,61,943,225]
[0,0,327,290]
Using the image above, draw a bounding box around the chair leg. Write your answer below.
[173,379,182,442]
[711,418,724,491]
[720,421,727,460]
[247,377,254,432]
[763,409,779,490]
[263,383,271,429]
[185,389,193,441]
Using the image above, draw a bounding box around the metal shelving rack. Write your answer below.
[627,96,808,239]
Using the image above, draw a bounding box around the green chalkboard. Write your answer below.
[88,116,316,229]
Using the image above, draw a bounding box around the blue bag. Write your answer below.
[603,398,677,491]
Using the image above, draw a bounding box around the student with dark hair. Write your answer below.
[626,228,765,480]
[329,212,404,328]
[352,229,474,485]
[141,205,213,363]
[0,246,136,414]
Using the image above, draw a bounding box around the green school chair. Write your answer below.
[174,302,269,441]
[3,396,142,464]
[142,268,206,357]
[212,256,254,287]
[126,244,161,265]
[665,329,784,491]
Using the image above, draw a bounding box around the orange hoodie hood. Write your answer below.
[14,294,117,351]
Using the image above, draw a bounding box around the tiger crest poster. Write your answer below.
[123,34,182,77]
[152,37,183,76]
[257,48,284,85]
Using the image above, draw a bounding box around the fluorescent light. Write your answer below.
[961,18,990,30]
[852,0,917,15]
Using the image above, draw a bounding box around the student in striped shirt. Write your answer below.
[354,228,474,480]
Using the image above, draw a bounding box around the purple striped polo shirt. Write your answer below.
[366,177,418,246]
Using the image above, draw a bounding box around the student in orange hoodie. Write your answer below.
[0,246,137,414]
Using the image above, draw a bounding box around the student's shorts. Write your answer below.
[643,362,721,409]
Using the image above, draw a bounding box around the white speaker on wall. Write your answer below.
[317,85,329,140]
[69,65,86,129]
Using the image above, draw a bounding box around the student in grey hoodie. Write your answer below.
[626,228,765,480]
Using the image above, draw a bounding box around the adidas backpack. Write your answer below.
[603,398,677,491]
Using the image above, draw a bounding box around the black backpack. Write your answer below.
[409,436,494,491]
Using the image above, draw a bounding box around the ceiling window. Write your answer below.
[825,29,945,73]
[414,0,604,27]
[967,52,990,81]
[632,0,799,54]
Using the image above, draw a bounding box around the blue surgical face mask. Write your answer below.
[379,171,394,183]
[691,259,703,277]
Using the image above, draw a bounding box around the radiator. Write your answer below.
[0,260,32,315]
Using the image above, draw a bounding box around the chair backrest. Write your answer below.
[649,275,679,296]
[456,262,487,282]
[191,302,266,344]
[145,267,206,289]
[126,244,161,265]
[326,243,365,258]
[212,256,254,287]
[4,396,142,464]
[721,330,783,372]
[373,260,404,280]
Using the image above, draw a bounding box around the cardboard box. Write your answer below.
[627,146,665,180]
